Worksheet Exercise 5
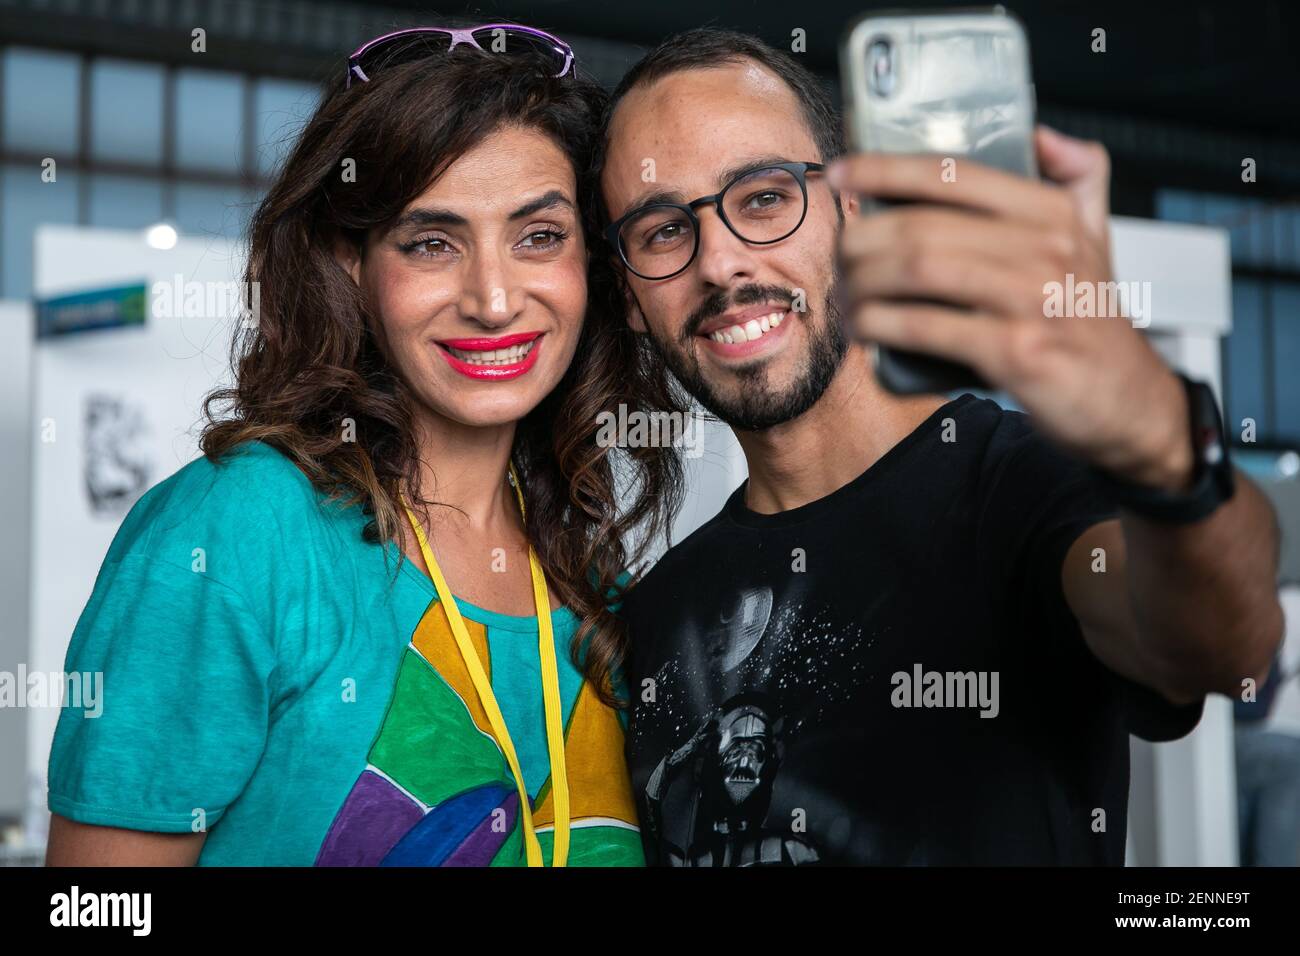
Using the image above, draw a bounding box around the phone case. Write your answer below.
[840,7,1037,395]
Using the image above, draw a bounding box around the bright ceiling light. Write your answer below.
[1278,450,1300,479]
[144,223,178,250]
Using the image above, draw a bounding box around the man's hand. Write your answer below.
[830,126,1192,493]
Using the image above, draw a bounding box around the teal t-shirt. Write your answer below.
[47,441,643,866]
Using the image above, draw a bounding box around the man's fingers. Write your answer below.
[850,301,1006,377]
[844,248,1055,320]
[1035,125,1111,245]
[827,152,1072,228]
[840,206,1078,271]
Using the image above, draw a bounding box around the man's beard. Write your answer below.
[643,277,848,432]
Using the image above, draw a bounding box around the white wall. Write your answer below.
[1267,587,1300,735]
[0,302,34,823]
[26,225,240,844]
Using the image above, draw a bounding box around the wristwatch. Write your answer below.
[1090,373,1236,524]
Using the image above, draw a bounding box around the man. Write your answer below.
[597,29,1283,865]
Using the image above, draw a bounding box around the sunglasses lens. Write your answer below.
[470,27,571,74]
[353,31,454,80]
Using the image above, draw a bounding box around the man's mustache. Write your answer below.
[681,284,796,345]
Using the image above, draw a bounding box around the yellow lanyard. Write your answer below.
[401,465,570,867]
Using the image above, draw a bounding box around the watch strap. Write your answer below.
[1090,373,1235,524]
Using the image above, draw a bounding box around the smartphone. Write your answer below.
[839,7,1037,394]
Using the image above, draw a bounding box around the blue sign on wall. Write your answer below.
[35,282,148,339]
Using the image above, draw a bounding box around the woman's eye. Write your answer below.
[518,229,566,250]
[403,235,454,258]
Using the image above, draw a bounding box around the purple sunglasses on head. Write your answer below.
[346,24,576,87]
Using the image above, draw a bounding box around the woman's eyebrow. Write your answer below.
[509,190,574,220]
[392,208,468,229]
[390,191,572,231]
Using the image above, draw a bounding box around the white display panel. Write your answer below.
[1111,218,1237,866]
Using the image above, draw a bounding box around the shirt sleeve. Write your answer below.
[977,412,1205,743]
[47,552,277,833]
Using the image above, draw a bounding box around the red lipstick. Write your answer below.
[439,331,541,350]
[436,331,544,381]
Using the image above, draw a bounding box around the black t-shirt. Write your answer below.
[622,395,1205,866]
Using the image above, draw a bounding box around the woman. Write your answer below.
[44,26,686,866]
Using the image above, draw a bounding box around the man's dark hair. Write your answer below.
[595,27,843,217]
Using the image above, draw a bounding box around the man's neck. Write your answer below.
[735,346,948,514]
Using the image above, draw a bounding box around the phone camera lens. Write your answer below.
[867,38,895,97]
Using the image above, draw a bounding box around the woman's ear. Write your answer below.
[334,235,363,285]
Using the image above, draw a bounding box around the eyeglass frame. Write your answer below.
[346,24,576,88]
[605,161,826,281]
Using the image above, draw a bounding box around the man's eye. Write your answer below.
[646,221,690,246]
[746,191,784,209]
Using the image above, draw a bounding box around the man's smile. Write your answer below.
[696,304,794,361]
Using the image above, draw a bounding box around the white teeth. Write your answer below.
[448,340,536,365]
[706,310,787,345]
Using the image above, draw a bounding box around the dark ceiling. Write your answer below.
[1,0,1294,199]
[380,0,1300,138]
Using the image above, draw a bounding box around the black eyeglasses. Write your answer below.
[606,161,825,281]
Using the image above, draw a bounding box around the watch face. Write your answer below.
[1191,381,1227,466]
[1203,429,1224,465]
[1188,379,1235,508]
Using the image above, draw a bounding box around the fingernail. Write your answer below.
[826,162,844,188]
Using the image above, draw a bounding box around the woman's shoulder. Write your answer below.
[107,440,332,574]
